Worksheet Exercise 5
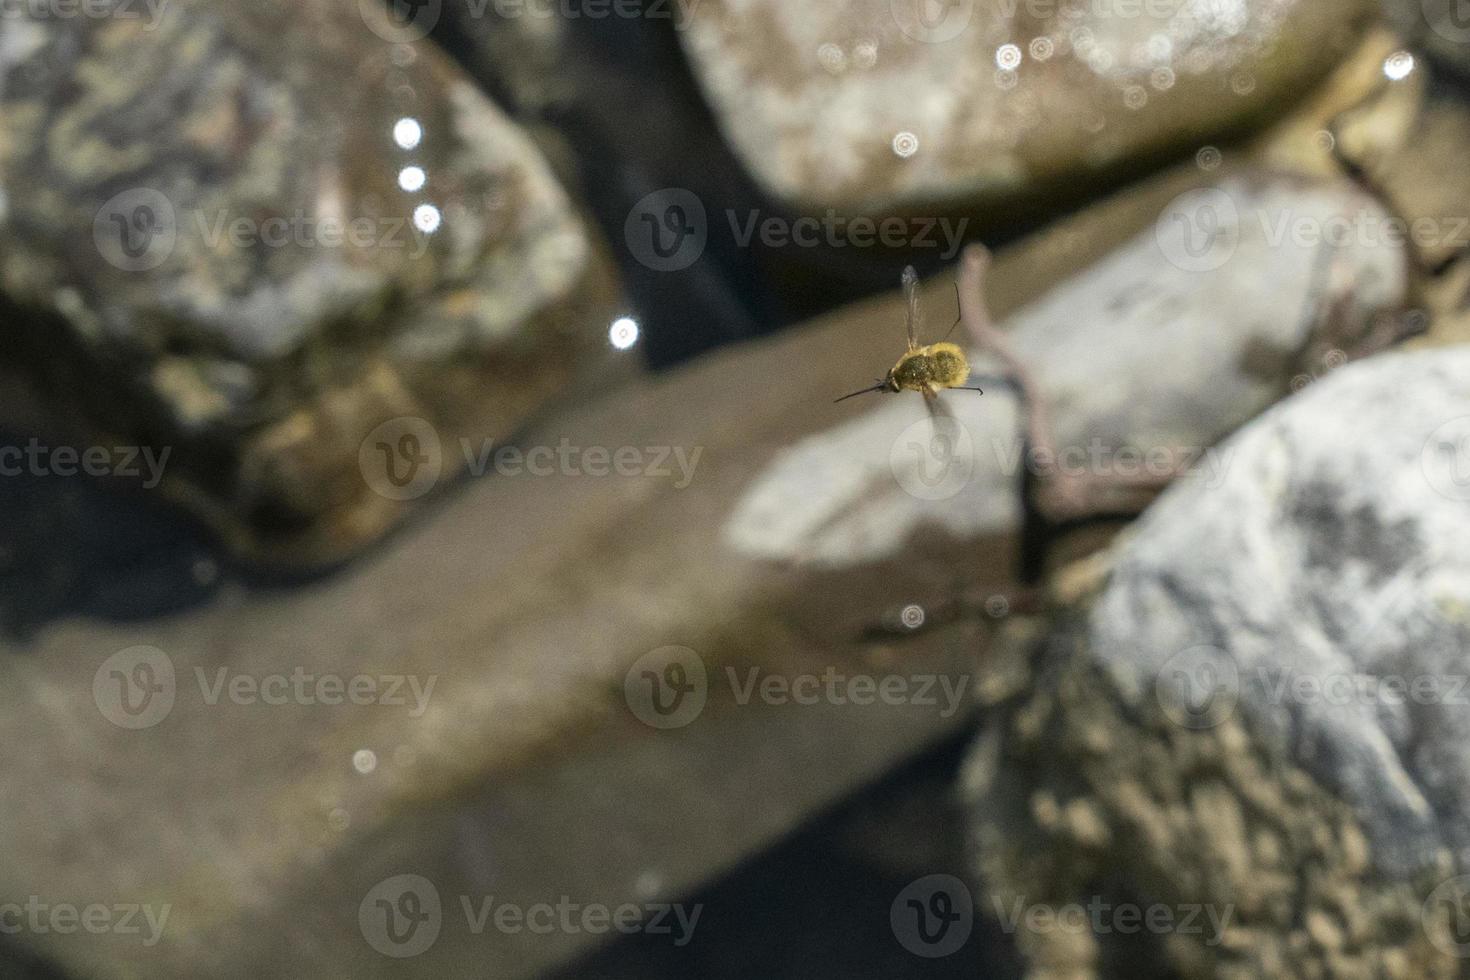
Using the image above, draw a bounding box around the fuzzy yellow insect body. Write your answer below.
[888,341,972,397]
[835,267,985,409]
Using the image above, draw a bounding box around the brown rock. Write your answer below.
[1332,63,1470,270]
[0,0,623,567]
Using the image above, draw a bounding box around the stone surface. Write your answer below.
[1332,58,1470,271]
[722,170,1407,570]
[2,169,1300,976]
[675,0,1373,213]
[436,0,795,363]
[0,0,621,567]
[964,346,1470,978]
[0,243,1039,979]
[1383,0,1470,78]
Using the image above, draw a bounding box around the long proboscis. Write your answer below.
[833,382,889,403]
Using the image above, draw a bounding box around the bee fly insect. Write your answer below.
[835,265,987,413]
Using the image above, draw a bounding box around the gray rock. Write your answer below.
[964,346,1470,978]
[676,0,1372,213]
[0,0,621,566]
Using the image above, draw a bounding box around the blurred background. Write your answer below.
[3,0,1470,977]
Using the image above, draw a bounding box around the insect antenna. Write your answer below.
[834,381,889,403]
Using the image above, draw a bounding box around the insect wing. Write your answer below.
[902,265,921,351]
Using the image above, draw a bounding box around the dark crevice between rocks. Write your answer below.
[0,940,70,980]
[0,428,224,642]
[425,0,788,368]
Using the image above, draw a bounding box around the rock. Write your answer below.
[963,346,1470,978]
[1383,0,1470,78]
[1245,26,1406,177]
[675,0,1373,213]
[0,0,622,567]
[1331,53,1470,270]
[0,229,1040,979]
[722,169,1407,571]
[434,1,792,364]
